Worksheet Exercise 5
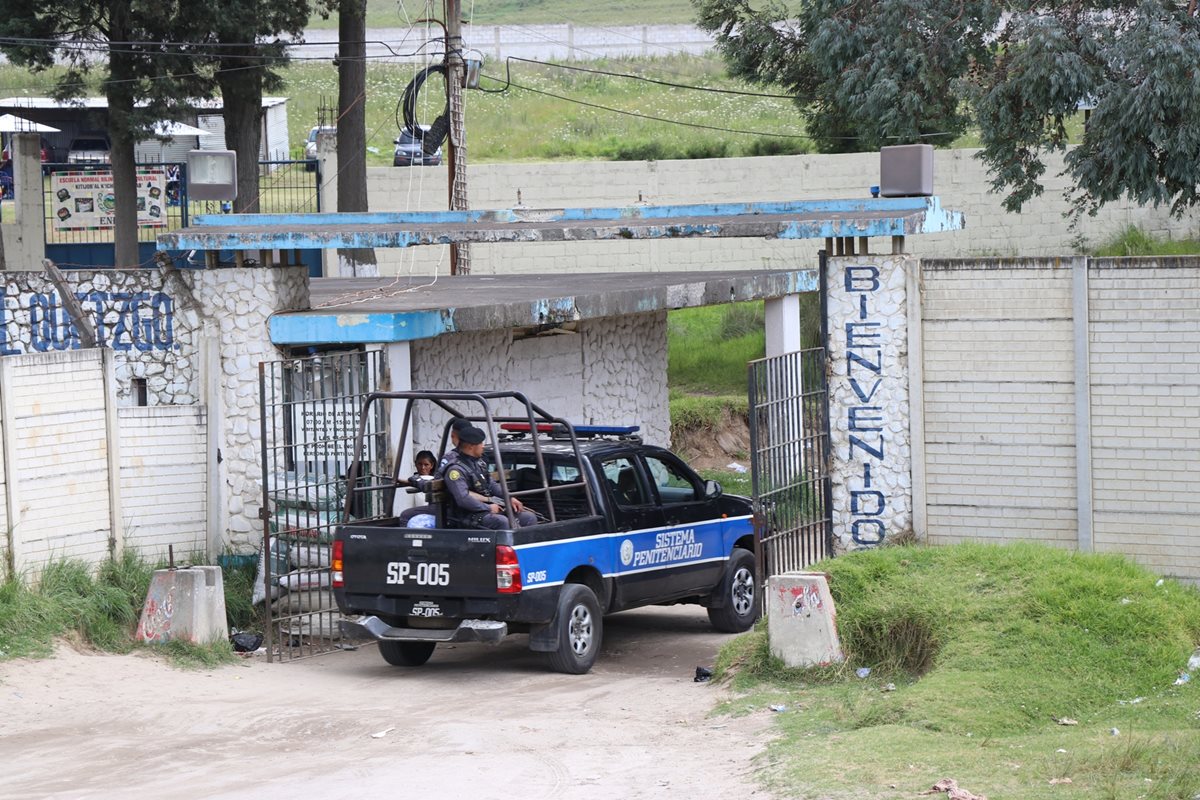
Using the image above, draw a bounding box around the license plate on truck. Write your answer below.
[385,561,451,587]
[340,527,498,596]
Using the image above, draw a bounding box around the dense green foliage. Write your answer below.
[695,0,1200,220]
[716,542,1200,798]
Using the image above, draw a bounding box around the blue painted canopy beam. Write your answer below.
[270,269,819,345]
[158,197,964,252]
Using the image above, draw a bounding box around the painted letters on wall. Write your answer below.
[826,256,913,549]
[0,290,175,354]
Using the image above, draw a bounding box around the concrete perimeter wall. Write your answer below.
[917,257,1200,581]
[118,405,208,562]
[0,350,207,579]
[366,148,1199,278]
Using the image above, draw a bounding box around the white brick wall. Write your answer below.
[918,256,1200,581]
[118,406,207,562]
[1087,260,1200,578]
[920,263,1080,550]
[366,149,1199,277]
[3,351,113,576]
[408,311,670,454]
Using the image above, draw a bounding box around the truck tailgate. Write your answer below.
[340,526,498,597]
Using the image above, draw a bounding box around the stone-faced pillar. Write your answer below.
[186,265,309,551]
[825,255,914,549]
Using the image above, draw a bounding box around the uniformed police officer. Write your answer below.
[438,417,474,472]
[438,425,537,529]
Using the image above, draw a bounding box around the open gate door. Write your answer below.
[748,346,834,579]
[258,349,388,661]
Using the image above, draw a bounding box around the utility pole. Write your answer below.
[445,0,470,275]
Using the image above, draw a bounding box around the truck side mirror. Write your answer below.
[704,479,723,499]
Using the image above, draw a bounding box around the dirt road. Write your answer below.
[0,606,773,799]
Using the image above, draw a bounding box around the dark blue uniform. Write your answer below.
[437,448,536,529]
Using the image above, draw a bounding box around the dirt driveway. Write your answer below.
[0,606,774,799]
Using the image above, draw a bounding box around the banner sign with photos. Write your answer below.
[51,169,168,231]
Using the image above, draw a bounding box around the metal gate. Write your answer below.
[258,349,387,661]
[748,346,833,577]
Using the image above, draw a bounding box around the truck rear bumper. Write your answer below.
[340,614,507,645]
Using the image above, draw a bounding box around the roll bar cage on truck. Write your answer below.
[333,390,760,674]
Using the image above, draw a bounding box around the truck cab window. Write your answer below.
[599,456,647,507]
[643,455,700,504]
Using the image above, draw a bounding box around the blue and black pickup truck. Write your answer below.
[333,391,759,674]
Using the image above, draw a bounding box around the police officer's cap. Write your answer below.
[451,418,473,433]
[459,426,486,445]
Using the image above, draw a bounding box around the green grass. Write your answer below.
[668,301,766,394]
[699,467,752,496]
[310,0,701,29]
[0,551,256,667]
[1091,225,1200,257]
[716,542,1200,799]
[0,53,811,168]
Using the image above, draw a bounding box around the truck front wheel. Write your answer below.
[707,549,759,633]
[378,640,436,667]
[545,584,602,674]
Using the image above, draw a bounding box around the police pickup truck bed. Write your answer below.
[333,391,759,674]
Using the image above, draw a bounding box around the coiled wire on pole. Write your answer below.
[398,63,450,156]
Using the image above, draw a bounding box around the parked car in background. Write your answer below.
[304,126,335,166]
[393,127,442,167]
[67,136,111,165]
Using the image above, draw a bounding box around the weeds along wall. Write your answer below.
[365,148,1199,277]
[0,350,207,580]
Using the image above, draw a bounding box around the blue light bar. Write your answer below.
[573,425,640,436]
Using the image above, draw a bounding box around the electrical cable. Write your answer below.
[481,73,811,139]
[478,68,960,142]
[486,55,800,99]
[399,64,450,154]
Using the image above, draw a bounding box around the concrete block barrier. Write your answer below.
[135,566,229,645]
[767,572,844,668]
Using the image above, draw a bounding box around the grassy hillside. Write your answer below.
[281,54,809,165]
[718,542,1200,799]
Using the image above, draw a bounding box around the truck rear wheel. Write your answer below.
[378,640,436,667]
[707,548,759,633]
[545,583,602,674]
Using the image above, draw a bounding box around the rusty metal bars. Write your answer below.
[259,349,386,662]
[748,347,833,578]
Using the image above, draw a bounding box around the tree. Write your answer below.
[335,0,377,276]
[182,0,313,213]
[0,1,207,267]
[694,0,1200,218]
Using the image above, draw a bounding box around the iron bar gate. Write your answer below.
[259,349,386,661]
[748,347,833,578]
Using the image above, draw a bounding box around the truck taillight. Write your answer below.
[332,540,344,588]
[495,545,522,594]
